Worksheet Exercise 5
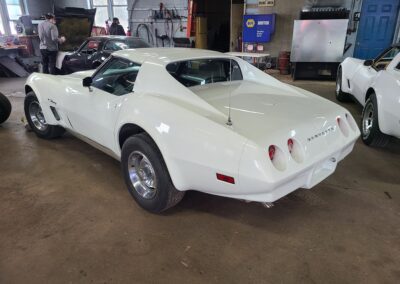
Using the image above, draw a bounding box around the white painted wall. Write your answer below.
[127,0,188,47]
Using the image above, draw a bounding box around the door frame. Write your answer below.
[354,0,400,59]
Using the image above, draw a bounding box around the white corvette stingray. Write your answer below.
[336,44,400,147]
[24,48,359,213]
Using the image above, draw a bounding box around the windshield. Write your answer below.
[166,59,243,87]
[117,39,150,49]
[105,39,150,51]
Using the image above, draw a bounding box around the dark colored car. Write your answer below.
[61,36,150,74]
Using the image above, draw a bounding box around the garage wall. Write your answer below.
[24,0,90,18]
[244,0,304,57]
[243,0,366,58]
[24,0,52,18]
[127,0,188,47]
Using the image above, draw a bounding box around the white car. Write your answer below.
[24,48,359,213]
[336,44,400,147]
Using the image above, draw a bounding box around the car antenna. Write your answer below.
[226,58,233,126]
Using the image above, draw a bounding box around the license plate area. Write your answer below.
[307,156,338,188]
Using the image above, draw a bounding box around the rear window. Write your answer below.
[166,59,243,87]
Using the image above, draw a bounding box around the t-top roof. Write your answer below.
[113,48,229,65]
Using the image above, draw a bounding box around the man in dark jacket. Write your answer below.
[109,18,126,36]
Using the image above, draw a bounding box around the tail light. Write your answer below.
[216,173,235,184]
[287,138,304,163]
[337,116,349,137]
[267,145,287,171]
[287,139,294,153]
[268,145,276,160]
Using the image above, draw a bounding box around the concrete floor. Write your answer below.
[0,76,399,283]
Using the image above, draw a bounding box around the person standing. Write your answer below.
[109,17,126,36]
[38,13,65,74]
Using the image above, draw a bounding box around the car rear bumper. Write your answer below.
[215,140,356,203]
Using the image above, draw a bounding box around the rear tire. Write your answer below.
[335,67,352,102]
[121,133,185,213]
[24,91,65,139]
[361,94,390,147]
[0,92,12,124]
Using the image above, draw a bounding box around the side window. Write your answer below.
[104,40,128,51]
[92,58,141,96]
[80,40,100,54]
[396,62,400,70]
[166,59,243,87]
[373,47,400,71]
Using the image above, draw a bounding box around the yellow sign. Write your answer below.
[246,19,255,28]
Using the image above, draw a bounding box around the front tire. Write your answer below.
[335,67,352,102]
[121,133,185,213]
[24,91,65,139]
[0,92,12,124]
[361,94,390,147]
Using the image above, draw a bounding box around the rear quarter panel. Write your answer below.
[115,93,248,193]
[114,61,248,193]
[340,57,365,101]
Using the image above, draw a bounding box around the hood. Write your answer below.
[55,7,96,51]
[189,80,351,149]
[348,58,364,65]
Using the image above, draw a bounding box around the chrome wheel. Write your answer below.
[28,101,47,131]
[128,151,157,199]
[362,102,374,138]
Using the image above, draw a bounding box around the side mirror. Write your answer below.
[82,76,93,87]
[363,59,373,66]
[73,46,79,52]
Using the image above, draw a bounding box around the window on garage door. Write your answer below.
[91,0,128,30]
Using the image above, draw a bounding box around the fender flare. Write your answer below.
[115,121,186,191]
[24,83,58,125]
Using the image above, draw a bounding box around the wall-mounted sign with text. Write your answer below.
[243,14,276,43]
[259,0,275,7]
